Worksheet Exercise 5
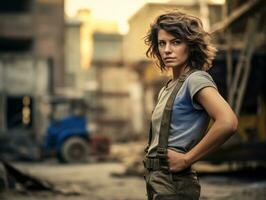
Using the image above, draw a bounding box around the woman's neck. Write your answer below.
[171,64,190,81]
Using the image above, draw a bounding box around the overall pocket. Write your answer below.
[170,171,201,200]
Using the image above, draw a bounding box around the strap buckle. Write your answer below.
[143,157,164,171]
[156,147,167,158]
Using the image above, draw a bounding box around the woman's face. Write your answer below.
[157,29,189,69]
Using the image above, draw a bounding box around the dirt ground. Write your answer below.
[1,160,266,200]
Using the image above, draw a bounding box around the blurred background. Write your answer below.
[0,0,266,199]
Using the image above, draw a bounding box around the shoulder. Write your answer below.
[188,70,215,83]
[185,70,218,110]
[186,70,217,90]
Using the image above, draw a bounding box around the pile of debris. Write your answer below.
[0,160,54,193]
[0,160,81,196]
[110,141,146,176]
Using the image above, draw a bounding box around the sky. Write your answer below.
[65,0,169,34]
[65,0,225,34]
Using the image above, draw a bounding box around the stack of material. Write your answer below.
[111,141,146,176]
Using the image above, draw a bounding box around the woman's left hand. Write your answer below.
[167,149,190,172]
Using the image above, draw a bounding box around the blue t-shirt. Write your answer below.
[147,70,217,156]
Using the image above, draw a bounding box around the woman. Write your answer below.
[143,11,238,200]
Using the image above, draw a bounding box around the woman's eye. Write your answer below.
[158,41,165,47]
[173,40,181,45]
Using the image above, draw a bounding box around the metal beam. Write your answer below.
[228,14,260,115]
[211,0,262,33]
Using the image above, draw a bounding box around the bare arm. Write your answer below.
[185,87,238,164]
[167,87,238,172]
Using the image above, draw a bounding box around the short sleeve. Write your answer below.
[187,71,217,110]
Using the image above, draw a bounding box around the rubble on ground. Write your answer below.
[0,160,83,196]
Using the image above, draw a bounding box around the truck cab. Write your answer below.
[43,97,90,163]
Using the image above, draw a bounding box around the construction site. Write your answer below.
[1,0,266,199]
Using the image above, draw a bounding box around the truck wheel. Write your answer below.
[60,137,89,163]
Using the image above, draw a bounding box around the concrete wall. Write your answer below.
[89,32,144,140]
[0,0,65,89]
[0,56,49,95]
[34,0,65,88]
[0,56,50,135]
[88,65,142,140]
[93,33,123,62]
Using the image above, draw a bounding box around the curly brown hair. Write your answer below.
[145,10,217,71]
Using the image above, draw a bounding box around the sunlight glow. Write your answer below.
[65,0,169,34]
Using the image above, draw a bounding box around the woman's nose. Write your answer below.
[164,43,171,53]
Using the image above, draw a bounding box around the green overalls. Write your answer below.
[143,70,201,200]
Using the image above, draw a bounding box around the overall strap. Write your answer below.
[144,122,152,153]
[156,69,198,158]
[145,79,173,153]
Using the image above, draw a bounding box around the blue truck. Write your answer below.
[43,97,110,163]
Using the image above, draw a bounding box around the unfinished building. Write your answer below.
[0,0,64,159]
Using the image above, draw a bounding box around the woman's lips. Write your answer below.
[164,58,176,62]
